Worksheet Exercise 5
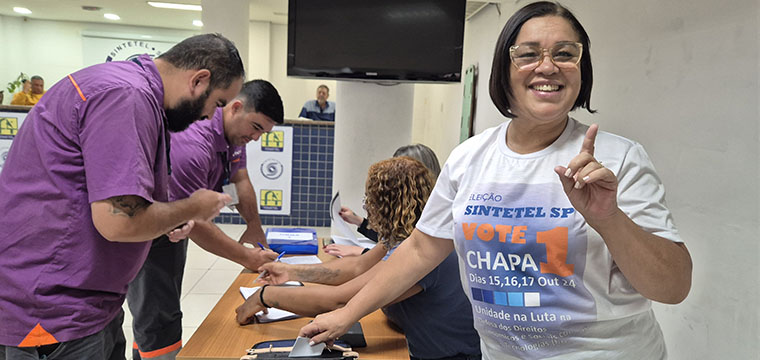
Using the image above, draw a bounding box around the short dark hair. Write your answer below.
[489,1,595,118]
[158,33,245,90]
[317,84,329,93]
[238,80,284,125]
[30,75,43,82]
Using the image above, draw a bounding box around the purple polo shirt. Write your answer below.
[0,54,169,346]
[169,107,247,200]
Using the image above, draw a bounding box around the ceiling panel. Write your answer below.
[0,1,483,30]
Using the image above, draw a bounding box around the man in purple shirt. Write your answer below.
[127,80,284,360]
[0,34,245,359]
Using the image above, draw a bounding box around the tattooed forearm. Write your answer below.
[268,298,280,309]
[108,196,150,217]
[294,266,341,283]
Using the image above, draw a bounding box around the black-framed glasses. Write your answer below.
[509,42,583,71]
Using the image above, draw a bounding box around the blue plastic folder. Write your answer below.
[265,228,318,255]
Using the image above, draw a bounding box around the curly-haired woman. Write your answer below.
[235,156,482,360]
[326,143,442,257]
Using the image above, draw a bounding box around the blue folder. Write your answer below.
[265,227,318,255]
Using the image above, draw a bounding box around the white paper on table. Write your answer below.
[280,255,322,265]
[331,235,377,249]
[329,192,359,243]
[239,286,302,323]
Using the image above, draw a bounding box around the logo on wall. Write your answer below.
[0,117,19,139]
[105,40,163,62]
[260,189,283,210]
[260,159,284,180]
[261,131,285,152]
[0,147,9,169]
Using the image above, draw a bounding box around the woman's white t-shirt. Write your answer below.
[416,118,682,360]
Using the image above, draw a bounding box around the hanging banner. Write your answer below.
[221,126,293,216]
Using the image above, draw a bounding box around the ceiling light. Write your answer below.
[192,20,203,27]
[13,7,32,15]
[147,2,202,11]
[104,13,121,20]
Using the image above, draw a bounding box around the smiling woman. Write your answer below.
[298,2,692,359]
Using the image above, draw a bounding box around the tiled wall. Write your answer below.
[214,121,334,227]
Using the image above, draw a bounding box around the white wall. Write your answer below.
[0,16,196,103]
[414,1,759,358]
[333,81,414,219]
[411,83,463,164]
[0,16,331,113]
[248,21,271,80]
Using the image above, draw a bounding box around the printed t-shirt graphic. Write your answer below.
[455,182,595,358]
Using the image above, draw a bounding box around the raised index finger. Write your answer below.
[580,124,599,156]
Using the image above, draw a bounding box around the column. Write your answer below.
[201,0,250,70]
[332,81,414,235]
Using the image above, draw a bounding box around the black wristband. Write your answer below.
[259,284,271,308]
[361,247,370,255]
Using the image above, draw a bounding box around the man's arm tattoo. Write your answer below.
[108,196,150,217]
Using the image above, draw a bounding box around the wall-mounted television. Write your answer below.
[287,0,466,83]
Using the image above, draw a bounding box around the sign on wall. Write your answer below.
[82,31,180,67]
[0,111,28,173]
[221,126,293,216]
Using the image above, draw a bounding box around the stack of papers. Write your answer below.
[329,192,377,249]
[331,235,377,249]
[239,286,301,323]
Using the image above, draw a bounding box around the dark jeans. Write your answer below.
[126,236,188,360]
[0,309,126,360]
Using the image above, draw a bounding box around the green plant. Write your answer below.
[6,72,29,94]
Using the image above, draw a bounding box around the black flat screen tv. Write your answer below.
[287,0,466,83]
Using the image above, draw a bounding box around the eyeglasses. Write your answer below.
[509,42,583,71]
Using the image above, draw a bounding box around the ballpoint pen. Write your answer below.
[257,242,267,250]
[254,251,286,283]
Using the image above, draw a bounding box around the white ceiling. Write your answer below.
[0,1,493,30]
[0,0,289,30]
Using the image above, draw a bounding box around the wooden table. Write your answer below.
[177,242,408,359]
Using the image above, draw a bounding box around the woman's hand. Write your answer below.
[554,124,619,226]
[323,244,365,257]
[235,290,268,325]
[298,307,355,346]
[339,207,363,226]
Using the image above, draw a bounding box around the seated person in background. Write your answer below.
[11,76,45,105]
[236,156,482,360]
[325,144,442,257]
[9,79,30,105]
[298,84,335,121]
